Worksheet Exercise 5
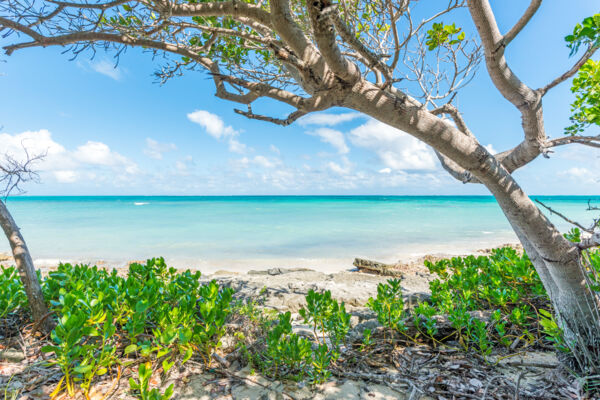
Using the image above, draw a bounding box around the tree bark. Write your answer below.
[0,199,52,333]
[344,79,600,372]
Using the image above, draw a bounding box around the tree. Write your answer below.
[0,146,53,332]
[0,0,599,369]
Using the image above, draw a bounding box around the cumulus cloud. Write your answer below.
[228,138,247,154]
[235,155,280,169]
[327,156,353,175]
[187,110,237,139]
[307,128,350,154]
[299,112,363,126]
[349,119,437,171]
[90,60,123,80]
[187,109,247,153]
[144,138,177,160]
[0,130,139,185]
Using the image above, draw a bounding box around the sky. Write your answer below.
[0,1,598,196]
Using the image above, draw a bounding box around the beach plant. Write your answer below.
[0,266,27,318]
[129,362,174,400]
[35,258,235,397]
[299,289,351,348]
[366,279,407,335]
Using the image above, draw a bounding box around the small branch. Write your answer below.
[234,107,307,126]
[500,0,542,48]
[535,199,592,234]
[546,134,600,149]
[538,45,599,96]
[431,103,475,138]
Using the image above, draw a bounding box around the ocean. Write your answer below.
[3,196,598,272]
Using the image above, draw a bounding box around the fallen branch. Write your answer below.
[353,258,403,277]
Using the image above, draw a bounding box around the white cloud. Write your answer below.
[379,168,392,174]
[187,110,237,139]
[144,138,177,160]
[253,155,275,168]
[349,119,437,171]
[326,156,352,175]
[307,128,349,154]
[54,170,78,183]
[90,60,123,81]
[299,112,363,127]
[0,130,139,185]
[187,110,247,153]
[228,138,247,154]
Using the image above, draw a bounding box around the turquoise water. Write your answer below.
[2,196,598,271]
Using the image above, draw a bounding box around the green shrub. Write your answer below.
[366,278,406,334]
[37,258,234,398]
[0,266,28,318]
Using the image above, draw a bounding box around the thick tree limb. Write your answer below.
[307,0,361,84]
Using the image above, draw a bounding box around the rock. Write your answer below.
[268,268,283,276]
[248,270,269,275]
[349,318,380,341]
[0,348,25,363]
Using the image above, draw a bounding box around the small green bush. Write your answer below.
[0,266,27,318]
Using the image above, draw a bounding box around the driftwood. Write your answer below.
[353,258,403,277]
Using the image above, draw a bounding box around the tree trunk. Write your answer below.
[345,80,600,372]
[0,199,53,333]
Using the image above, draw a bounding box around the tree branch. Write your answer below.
[536,199,593,234]
[546,134,600,149]
[307,0,361,84]
[501,0,542,48]
[538,44,600,96]
[234,107,306,126]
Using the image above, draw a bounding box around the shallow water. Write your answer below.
[3,196,598,272]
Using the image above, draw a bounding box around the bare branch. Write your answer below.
[538,44,600,96]
[501,0,542,48]
[234,107,306,126]
[0,142,46,197]
[536,199,593,234]
[546,134,600,149]
[431,103,475,138]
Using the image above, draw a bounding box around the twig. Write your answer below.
[535,200,593,233]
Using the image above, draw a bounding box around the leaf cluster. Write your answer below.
[21,258,232,399]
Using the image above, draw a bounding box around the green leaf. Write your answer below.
[124,344,138,354]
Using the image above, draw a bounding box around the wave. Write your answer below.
[134,202,149,206]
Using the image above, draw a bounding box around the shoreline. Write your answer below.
[17,240,523,274]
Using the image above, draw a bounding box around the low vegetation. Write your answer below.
[1,241,599,399]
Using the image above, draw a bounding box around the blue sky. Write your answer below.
[0,1,598,196]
